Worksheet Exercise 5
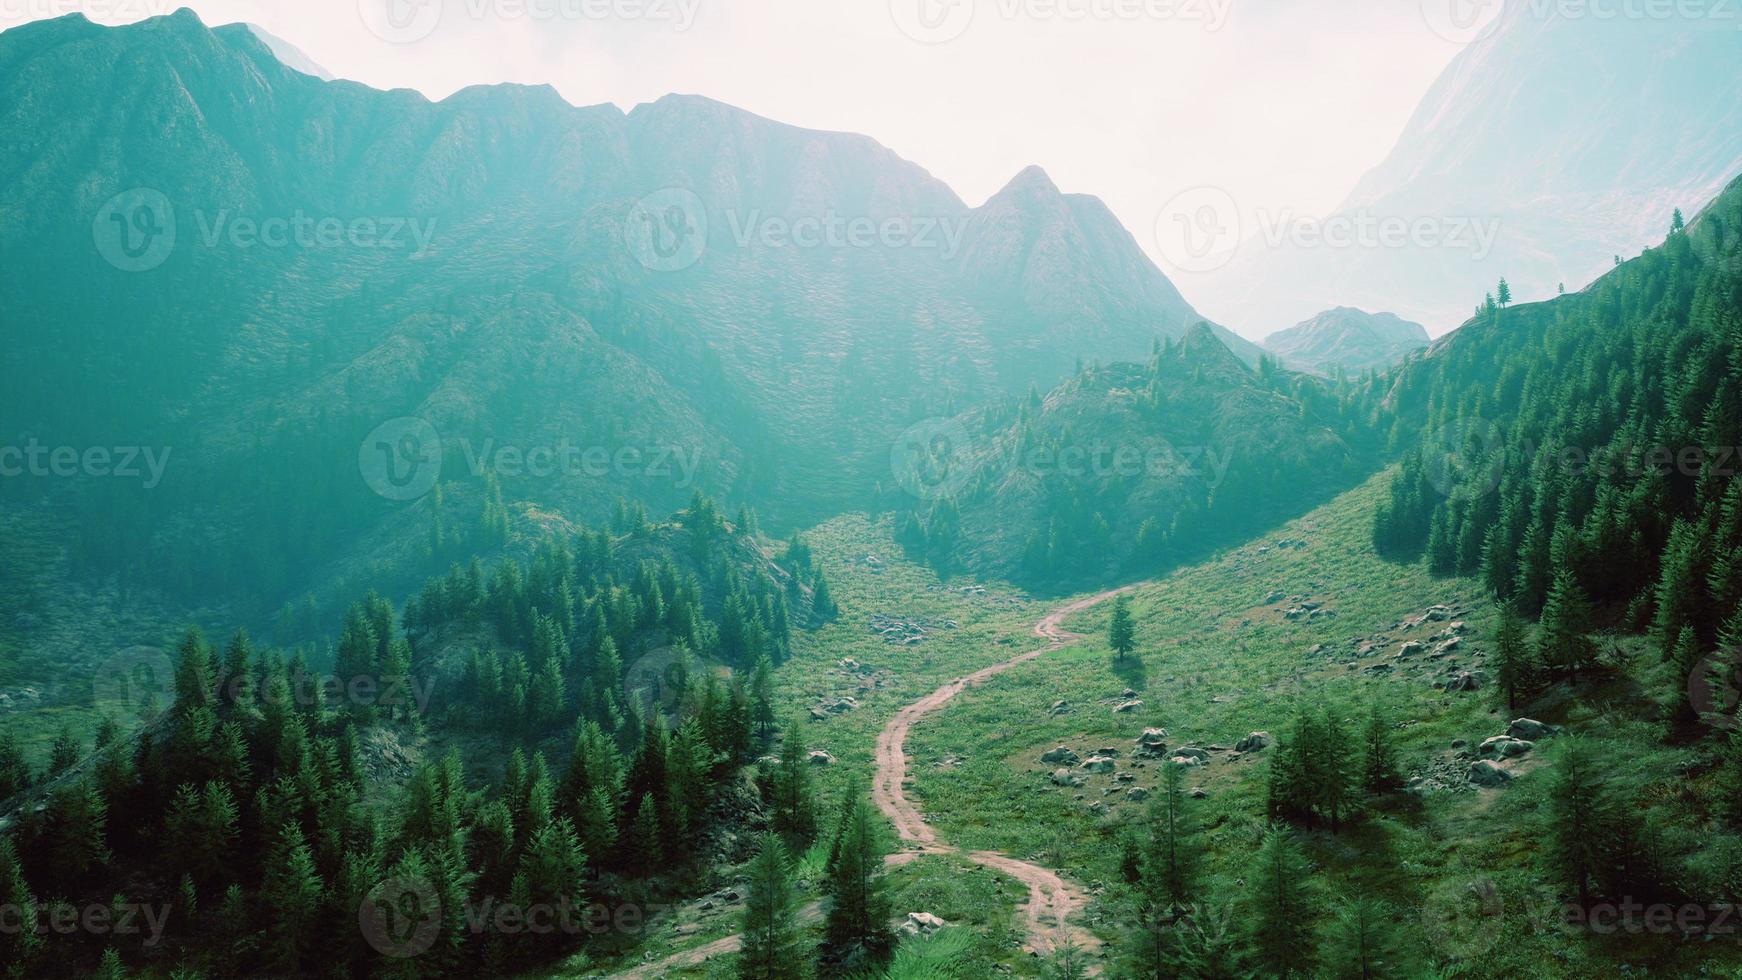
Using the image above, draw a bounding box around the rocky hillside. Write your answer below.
[1262,307,1429,375]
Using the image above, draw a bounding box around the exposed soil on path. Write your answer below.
[623,586,1137,976]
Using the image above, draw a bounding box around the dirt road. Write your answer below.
[623,586,1136,976]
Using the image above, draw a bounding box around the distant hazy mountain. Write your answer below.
[0,10,1236,613]
[237,23,332,80]
[1197,3,1742,335]
[1263,307,1428,376]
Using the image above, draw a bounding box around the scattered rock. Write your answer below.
[1079,756,1117,774]
[1125,787,1150,802]
[1051,769,1083,787]
[1265,591,1287,604]
[1190,788,1208,799]
[1134,728,1170,757]
[1477,736,1533,759]
[1425,605,1453,622]
[1508,718,1559,741]
[1468,760,1513,788]
[1444,671,1487,693]
[899,912,948,937]
[1397,641,1425,658]
[1234,731,1271,753]
[807,750,836,766]
[1048,700,1071,716]
[1112,699,1144,714]
[1040,746,1082,766]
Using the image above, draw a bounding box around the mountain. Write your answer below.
[0,10,1229,622]
[893,324,1375,586]
[1196,3,1742,335]
[236,23,332,80]
[1262,307,1428,375]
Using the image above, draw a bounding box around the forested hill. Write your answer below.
[1375,173,1742,656]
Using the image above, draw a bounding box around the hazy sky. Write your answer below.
[6,0,1503,313]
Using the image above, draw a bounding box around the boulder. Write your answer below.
[1040,746,1081,766]
[1468,760,1513,788]
[1080,756,1117,774]
[807,750,836,766]
[898,912,948,937]
[1134,728,1170,756]
[1507,718,1559,741]
[1477,736,1533,759]
[1235,731,1271,753]
[1125,787,1150,802]
[1048,699,1071,716]
[1112,699,1144,714]
[1426,605,1453,621]
[1397,641,1425,658]
[1445,671,1486,693]
[1050,769,1083,787]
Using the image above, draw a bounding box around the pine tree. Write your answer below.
[1246,825,1317,978]
[172,627,216,711]
[1544,738,1611,910]
[1320,895,1400,980]
[0,837,41,978]
[1538,569,1596,684]
[1360,706,1401,796]
[260,820,323,972]
[41,779,110,887]
[749,655,778,738]
[1492,600,1534,711]
[739,833,804,980]
[47,725,81,776]
[821,791,894,972]
[626,792,663,876]
[1108,596,1137,662]
[0,730,30,801]
[1130,762,1197,978]
[770,726,818,844]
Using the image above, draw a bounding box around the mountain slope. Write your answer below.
[1263,307,1429,375]
[1198,5,1742,335]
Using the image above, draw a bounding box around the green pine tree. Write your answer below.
[739,832,804,980]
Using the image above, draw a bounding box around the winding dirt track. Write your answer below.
[622,587,1134,976]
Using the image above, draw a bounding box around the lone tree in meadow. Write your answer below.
[1109,596,1137,662]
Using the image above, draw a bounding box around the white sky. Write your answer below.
[7,0,1504,329]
